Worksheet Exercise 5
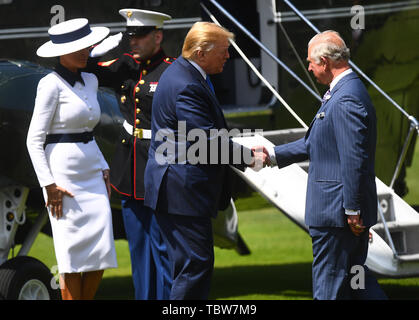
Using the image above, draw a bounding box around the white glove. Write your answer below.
[89,32,123,58]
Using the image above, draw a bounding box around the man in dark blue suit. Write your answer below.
[256,30,386,299]
[144,22,258,299]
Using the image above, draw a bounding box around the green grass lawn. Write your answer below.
[13,141,419,300]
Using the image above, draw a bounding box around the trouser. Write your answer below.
[155,211,214,300]
[121,198,171,300]
[309,226,387,300]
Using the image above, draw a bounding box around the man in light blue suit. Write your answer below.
[256,31,387,299]
[144,22,256,299]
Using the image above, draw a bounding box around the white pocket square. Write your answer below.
[316,112,325,119]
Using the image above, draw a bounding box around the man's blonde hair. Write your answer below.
[182,22,234,60]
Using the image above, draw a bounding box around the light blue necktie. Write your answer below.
[206,75,215,94]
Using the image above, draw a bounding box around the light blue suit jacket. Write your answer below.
[274,72,377,228]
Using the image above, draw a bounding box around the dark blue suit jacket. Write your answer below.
[274,72,377,228]
[144,56,245,218]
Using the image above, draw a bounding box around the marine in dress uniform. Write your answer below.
[86,9,174,300]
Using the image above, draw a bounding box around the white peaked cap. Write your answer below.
[119,8,171,28]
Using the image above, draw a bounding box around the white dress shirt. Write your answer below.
[188,59,207,80]
[329,68,353,91]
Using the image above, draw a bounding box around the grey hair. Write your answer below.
[308,30,350,64]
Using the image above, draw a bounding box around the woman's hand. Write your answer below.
[45,183,74,219]
[103,169,111,199]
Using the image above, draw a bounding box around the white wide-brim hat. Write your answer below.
[37,18,109,57]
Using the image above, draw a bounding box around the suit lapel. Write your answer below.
[198,77,221,109]
[305,97,329,139]
[305,72,359,139]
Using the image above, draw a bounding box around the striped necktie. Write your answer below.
[322,89,331,104]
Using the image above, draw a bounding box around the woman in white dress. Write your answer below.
[26,18,117,300]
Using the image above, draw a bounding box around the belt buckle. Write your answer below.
[134,128,143,139]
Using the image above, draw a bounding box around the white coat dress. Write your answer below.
[26,67,117,273]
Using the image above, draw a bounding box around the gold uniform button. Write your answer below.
[121,85,125,89]
[139,80,145,85]
[135,98,139,103]
[135,87,140,93]
[165,57,170,61]
[136,108,141,114]
[146,60,151,65]
[121,95,126,103]
[135,119,140,125]
[142,70,147,76]
[122,139,126,144]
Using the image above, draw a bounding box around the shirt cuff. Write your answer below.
[267,146,277,167]
[345,209,360,215]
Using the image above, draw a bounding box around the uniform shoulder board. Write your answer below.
[163,56,176,64]
[98,58,119,67]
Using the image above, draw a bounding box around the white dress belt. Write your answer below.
[123,120,152,139]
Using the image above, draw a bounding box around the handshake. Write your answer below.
[249,146,272,172]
